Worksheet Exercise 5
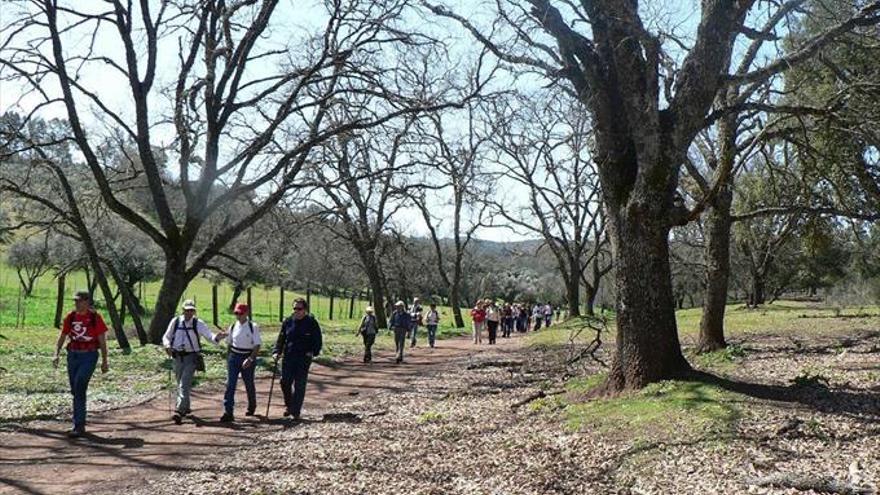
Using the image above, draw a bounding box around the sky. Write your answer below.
[0,0,796,243]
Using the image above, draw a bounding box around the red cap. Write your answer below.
[233,303,249,315]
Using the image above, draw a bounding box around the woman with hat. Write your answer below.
[162,299,226,424]
[220,303,261,422]
[357,306,378,363]
[388,300,412,364]
[51,291,109,437]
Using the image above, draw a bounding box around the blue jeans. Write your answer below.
[67,350,98,430]
[426,325,437,347]
[224,352,256,414]
[409,324,419,346]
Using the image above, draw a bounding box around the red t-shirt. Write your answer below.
[62,310,108,352]
[471,308,486,323]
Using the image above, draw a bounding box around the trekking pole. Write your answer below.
[265,356,279,418]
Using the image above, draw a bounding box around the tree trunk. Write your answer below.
[450,278,465,328]
[697,188,732,353]
[565,265,581,318]
[603,211,691,392]
[584,284,597,317]
[750,276,765,307]
[104,264,149,346]
[54,273,66,328]
[147,259,189,344]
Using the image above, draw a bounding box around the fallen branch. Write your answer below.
[466,360,525,370]
[510,389,565,409]
[745,473,874,495]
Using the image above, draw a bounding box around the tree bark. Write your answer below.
[566,262,581,318]
[147,258,190,344]
[584,284,597,317]
[88,259,130,351]
[228,283,243,312]
[363,259,388,329]
[697,187,733,353]
[603,211,691,391]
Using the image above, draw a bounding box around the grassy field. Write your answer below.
[0,262,471,423]
[524,300,880,444]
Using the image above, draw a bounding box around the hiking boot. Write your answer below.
[172,413,183,425]
[219,412,234,423]
[66,427,84,438]
[283,409,291,417]
[245,409,256,417]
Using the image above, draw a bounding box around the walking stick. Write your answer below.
[265,357,279,418]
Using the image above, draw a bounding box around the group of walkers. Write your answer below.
[470,300,554,345]
[52,290,556,437]
[53,292,322,436]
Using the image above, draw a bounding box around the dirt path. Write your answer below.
[0,334,523,495]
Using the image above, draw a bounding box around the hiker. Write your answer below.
[389,301,412,363]
[52,291,109,437]
[273,298,322,420]
[424,303,440,348]
[409,297,423,348]
[543,302,554,328]
[532,304,543,331]
[471,301,486,345]
[486,300,500,345]
[501,303,513,338]
[220,303,262,423]
[515,304,527,333]
[162,299,226,425]
[358,306,378,363]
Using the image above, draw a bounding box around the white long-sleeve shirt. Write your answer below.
[224,320,262,354]
[162,315,219,352]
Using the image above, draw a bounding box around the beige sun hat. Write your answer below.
[182,299,196,310]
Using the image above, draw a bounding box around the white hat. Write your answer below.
[182,299,196,310]
[365,306,374,313]
[395,300,405,307]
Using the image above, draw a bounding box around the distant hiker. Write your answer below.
[501,303,513,338]
[52,291,109,437]
[543,302,553,328]
[220,303,262,423]
[486,300,500,345]
[389,301,412,363]
[424,303,440,348]
[470,301,486,345]
[409,298,423,348]
[532,304,543,331]
[358,306,378,363]
[515,304,528,333]
[162,299,226,425]
[273,298,323,420]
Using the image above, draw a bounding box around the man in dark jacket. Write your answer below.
[272,298,322,420]
[389,301,411,364]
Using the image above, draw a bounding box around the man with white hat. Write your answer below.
[357,306,378,363]
[220,303,261,422]
[388,301,412,364]
[162,299,226,424]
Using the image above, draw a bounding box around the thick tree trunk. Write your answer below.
[603,211,691,392]
[697,188,732,353]
[363,260,388,329]
[565,266,581,318]
[750,276,765,307]
[147,259,190,344]
[450,277,465,328]
[584,284,597,317]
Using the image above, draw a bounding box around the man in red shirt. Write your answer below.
[52,291,109,438]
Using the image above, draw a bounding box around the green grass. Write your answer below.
[563,378,740,441]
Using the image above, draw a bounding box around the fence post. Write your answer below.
[279,287,285,322]
[54,273,66,328]
[328,291,335,321]
[247,287,253,319]
[212,285,219,327]
[349,291,355,319]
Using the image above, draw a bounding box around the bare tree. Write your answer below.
[487,91,610,317]
[1,0,470,342]
[412,102,491,328]
[426,0,880,390]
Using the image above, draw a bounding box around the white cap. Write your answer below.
[182,299,196,310]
